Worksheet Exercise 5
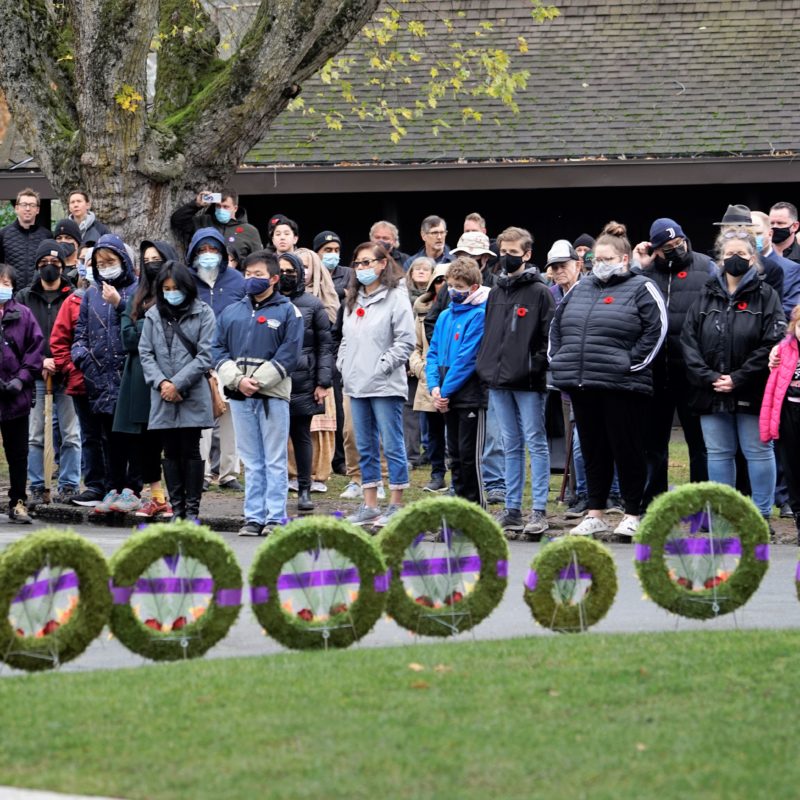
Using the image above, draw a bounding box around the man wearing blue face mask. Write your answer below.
[170,188,262,258]
[186,227,246,491]
[313,230,353,302]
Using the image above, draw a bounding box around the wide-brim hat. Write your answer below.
[451,231,494,257]
[713,204,755,226]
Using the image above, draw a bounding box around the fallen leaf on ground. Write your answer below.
[547,689,560,697]
[408,662,425,672]
[636,742,647,752]
[410,680,430,689]
[434,664,453,673]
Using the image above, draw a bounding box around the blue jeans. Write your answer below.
[481,395,506,493]
[28,379,81,491]
[349,396,409,490]
[700,412,776,517]
[230,396,290,524]
[490,388,550,511]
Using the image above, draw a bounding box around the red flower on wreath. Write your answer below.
[516,307,528,318]
[257,315,267,324]
[297,608,314,622]
[677,271,688,279]
[172,616,188,631]
[144,618,162,631]
[604,297,614,304]
[356,308,366,317]
[737,301,748,310]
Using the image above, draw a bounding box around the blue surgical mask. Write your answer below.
[356,269,378,286]
[448,287,470,304]
[215,208,232,224]
[322,253,340,270]
[163,290,186,306]
[0,287,12,303]
[755,234,764,253]
[245,276,273,296]
[195,252,221,271]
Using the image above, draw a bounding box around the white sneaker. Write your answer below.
[288,479,299,492]
[339,482,363,500]
[310,481,328,493]
[377,484,386,500]
[613,515,640,539]
[570,516,609,537]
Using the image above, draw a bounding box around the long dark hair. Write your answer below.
[345,242,402,313]
[155,261,198,317]
[130,263,159,322]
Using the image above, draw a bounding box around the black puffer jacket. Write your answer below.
[475,268,554,391]
[329,264,353,302]
[15,277,74,358]
[680,270,785,415]
[638,249,714,387]
[549,271,667,395]
[284,262,335,416]
[0,221,52,289]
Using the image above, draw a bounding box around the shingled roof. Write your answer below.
[247,0,800,166]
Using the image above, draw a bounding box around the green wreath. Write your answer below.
[0,529,111,672]
[109,521,243,661]
[249,516,388,650]
[635,482,769,620]
[523,536,617,633]
[376,497,508,637]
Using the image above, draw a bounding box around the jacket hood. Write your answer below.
[277,251,306,297]
[465,285,491,306]
[140,239,180,265]
[186,227,228,273]
[90,233,135,286]
[712,267,760,297]
[496,266,544,289]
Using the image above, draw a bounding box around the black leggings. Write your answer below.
[776,401,800,515]
[128,428,163,485]
[99,413,142,494]
[1,415,29,507]
[162,428,202,462]
[289,415,313,489]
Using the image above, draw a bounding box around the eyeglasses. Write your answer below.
[425,229,447,237]
[352,258,380,268]
[16,202,38,209]
[721,229,752,240]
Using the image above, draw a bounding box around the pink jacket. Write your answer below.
[759,335,799,442]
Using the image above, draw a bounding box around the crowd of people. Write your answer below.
[0,186,799,544]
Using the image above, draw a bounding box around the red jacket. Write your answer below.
[50,293,85,396]
[759,334,799,442]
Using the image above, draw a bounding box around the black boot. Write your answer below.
[184,459,205,522]
[297,484,314,513]
[795,512,800,547]
[162,459,185,521]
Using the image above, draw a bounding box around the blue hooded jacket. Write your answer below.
[186,227,245,318]
[71,233,138,414]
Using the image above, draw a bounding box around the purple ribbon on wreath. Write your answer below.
[13,571,79,603]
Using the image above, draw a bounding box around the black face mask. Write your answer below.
[59,242,76,257]
[279,275,298,295]
[722,254,751,277]
[771,225,793,245]
[500,254,525,273]
[660,242,690,268]
[144,261,163,281]
[39,264,61,284]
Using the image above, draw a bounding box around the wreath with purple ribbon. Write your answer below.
[109,521,243,661]
[0,529,112,672]
[523,536,617,633]
[249,516,389,650]
[635,482,769,620]
[376,497,508,637]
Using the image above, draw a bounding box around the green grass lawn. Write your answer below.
[1,628,797,799]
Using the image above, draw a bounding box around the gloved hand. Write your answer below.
[2,378,23,394]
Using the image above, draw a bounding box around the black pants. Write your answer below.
[2,415,29,507]
[643,381,707,508]
[404,376,422,459]
[332,369,345,472]
[128,428,163,485]
[776,401,800,515]
[424,410,447,480]
[73,394,105,496]
[571,389,649,516]
[99,413,142,494]
[162,428,202,461]
[289,414,313,490]
[445,406,485,505]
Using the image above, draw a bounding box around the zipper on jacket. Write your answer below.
[664,272,673,363]
[576,284,599,387]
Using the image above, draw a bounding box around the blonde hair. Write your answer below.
[787,304,800,334]
[447,256,482,287]
[595,220,632,259]
[497,226,533,253]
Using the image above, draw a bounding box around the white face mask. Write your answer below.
[593,262,626,282]
[98,265,122,281]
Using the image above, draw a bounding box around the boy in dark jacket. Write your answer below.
[476,227,555,539]
[426,257,489,505]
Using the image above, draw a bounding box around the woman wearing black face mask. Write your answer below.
[681,229,785,522]
[278,252,334,513]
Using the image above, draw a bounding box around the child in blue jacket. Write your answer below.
[426,257,489,505]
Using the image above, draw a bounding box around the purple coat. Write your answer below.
[0,299,44,420]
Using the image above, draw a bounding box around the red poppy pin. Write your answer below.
[257,315,267,324]
[677,271,688,279]
[236,226,244,233]
[604,296,614,304]
[455,333,460,341]
[516,307,527,317]
[61,285,71,293]
[737,301,748,311]
[356,308,365,317]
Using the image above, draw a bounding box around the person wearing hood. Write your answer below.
[632,217,714,509]
[139,261,216,522]
[16,239,81,505]
[476,226,555,539]
[170,188,262,257]
[278,252,334,512]
[213,249,304,536]
[112,240,181,520]
[0,188,51,290]
[0,263,44,522]
[67,190,110,244]
[186,226,245,492]
[71,233,140,514]
[681,228,785,522]
[50,243,106,507]
[426,257,490,504]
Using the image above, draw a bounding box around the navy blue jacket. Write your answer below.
[186,227,245,318]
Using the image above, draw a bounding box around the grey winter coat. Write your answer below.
[138,300,216,430]
[337,284,415,399]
